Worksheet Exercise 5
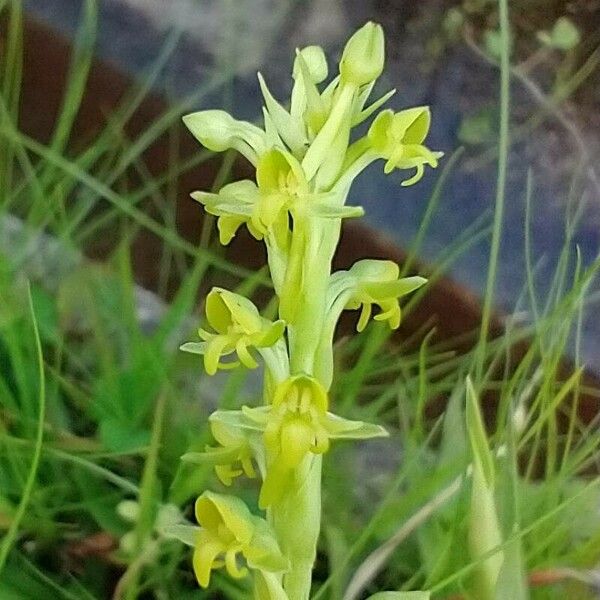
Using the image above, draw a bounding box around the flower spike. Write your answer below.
[180,21,440,597]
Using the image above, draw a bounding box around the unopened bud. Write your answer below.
[339,22,385,86]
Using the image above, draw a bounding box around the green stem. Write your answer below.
[0,285,46,575]
[270,456,322,600]
[475,0,510,379]
[268,213,341,599]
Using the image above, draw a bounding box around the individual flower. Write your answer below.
[328,259,427,332]
[164,492,287,588]
[191,180,265,245]
[208,375,388,507]
[368,107,443,185]
[191,149,363,246]
[190,149,297,246]
[180,288,285,375]
[182,421,256,486]
[257,148,364,220]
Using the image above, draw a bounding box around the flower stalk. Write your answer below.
[178,22,440,598]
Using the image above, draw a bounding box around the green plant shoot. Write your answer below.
[174,22,441,599]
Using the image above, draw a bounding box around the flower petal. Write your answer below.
[179,341,208,355]
[161,523,200,548]
[322,413,389,439]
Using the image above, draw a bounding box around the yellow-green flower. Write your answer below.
[182,421,256,486]
[368,107,443,185]
[257,148,364,220]
[219,374,388,507]
[180,288,285,375]
[191,149,362,246]
[344,260,426,331]
[191,180,265,245]
[190,492,287,588]
[190,150,298,246]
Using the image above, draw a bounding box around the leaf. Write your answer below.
[495,535,529,600]
[465,376,494,486]
[466,377,504,600]
[367,593,430,600]
[99,418,150,453]
[439,383,468,467]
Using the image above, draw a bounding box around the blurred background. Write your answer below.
[26,0,600,370]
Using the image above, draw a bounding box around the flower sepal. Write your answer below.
[191,180,264,245]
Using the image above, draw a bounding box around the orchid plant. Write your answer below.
[171,22,441,599]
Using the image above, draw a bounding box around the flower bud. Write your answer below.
[117,500,140,523]
[293,45,328,84]
[339,22,385,86]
